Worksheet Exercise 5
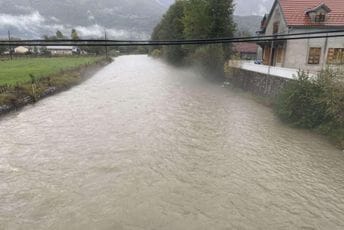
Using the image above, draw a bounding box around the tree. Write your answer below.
[71,29,79,40]
[151,1,186,64]
[151,0,236,74]
[42,35,49,40]
[33,46,38,55]
[43,34,57,40]
[183,0,235,73]
[56,30,65,39]
[183,0,211,39]
[208,0,235,38]
[208,0,235,59]
[0,41,7,54]
[182,0,235,39]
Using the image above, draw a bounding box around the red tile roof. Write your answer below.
[279,0,344,26]
[233,43,258,53]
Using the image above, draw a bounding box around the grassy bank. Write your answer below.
[0,57,104,85]
[275,69,344,149]
[0,56,111,115]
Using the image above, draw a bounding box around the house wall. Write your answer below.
[265,3,288,35]
[50,50,73,55]
[263,2,288,67]
[261,2,344,72]
[284,29,344,72]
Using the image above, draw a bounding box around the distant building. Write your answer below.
[46,46,80,55]
[14,46,30,54]
[233,43,258,60]
[257,0,344,72]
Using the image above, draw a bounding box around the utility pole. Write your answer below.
[104,30,108,59]
[268,40,274,76]
[8,30,13,60]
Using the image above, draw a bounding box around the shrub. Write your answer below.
[188,44,225,75]
[275,69,344,148]
[150,49,162,58]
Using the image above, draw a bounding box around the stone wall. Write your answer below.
[226,67,291,99]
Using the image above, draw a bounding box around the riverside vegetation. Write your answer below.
[150,0,235,75]
[0,56,111,114]
[152,0,343,148]
[275,69,344,149]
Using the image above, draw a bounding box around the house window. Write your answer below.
[315,13,326,23]
[276,47,284,63]
[308,47,321,64]
[273,22,279,34]
[327,48,344,64]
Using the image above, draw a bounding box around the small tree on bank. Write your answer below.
[71,29,79,40]
[56,30,65,39]
[275,69,344,148]
[151,0,186,65]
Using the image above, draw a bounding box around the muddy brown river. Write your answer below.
[0,55,343,229]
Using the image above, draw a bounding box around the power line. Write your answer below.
[5,29,344,43]
[1,30,344,47]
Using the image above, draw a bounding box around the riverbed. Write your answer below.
[1,55,343,229]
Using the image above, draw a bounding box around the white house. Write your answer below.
[46,46,80,55]
[257,0,344,72]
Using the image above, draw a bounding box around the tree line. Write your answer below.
[150,0,235,75]
[43,29,80,40]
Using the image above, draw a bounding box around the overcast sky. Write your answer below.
[0,0,274,39]
[235,0,273,16]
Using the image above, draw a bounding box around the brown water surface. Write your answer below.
[1,55,343,229]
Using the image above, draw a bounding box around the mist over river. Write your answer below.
[1,55,343,229]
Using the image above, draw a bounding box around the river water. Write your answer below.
[0,55,343,230]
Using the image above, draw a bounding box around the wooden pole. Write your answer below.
[105,30,108,59]
[8,30,13,60]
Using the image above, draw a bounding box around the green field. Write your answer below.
[0,57,102,85]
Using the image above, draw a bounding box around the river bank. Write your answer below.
[0,57,112,116]
[225,67,344,150]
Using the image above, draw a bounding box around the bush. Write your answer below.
[162,46,186,65]
[150,49,162,58]
[275,69,344,148]
[188,44,225,75]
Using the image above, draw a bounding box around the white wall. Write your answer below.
[284,29,344,72]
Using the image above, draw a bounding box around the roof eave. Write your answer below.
[263,0,290,30]
[305,3,332,14]
[289,25,344,29]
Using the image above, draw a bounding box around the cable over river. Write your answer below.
[0,55,343,229]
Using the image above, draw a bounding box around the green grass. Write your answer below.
[0,56,102,85]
